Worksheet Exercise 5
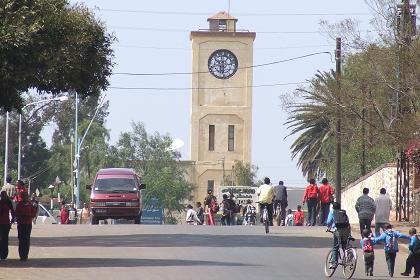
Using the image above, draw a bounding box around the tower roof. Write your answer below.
[207,11,237,21]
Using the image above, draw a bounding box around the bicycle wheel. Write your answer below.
[324,249,336,277]
[342,248,357,279]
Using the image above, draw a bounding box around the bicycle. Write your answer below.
[257,202,269,234]
[324,229,357,279]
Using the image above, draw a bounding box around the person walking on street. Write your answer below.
[31,193,39,224]
[355,188,376,237]
[185,204,201,225]
[60,200,69,224]
[360,229,375,276]
[203,190,218,225]
[294,205,305,226]
[375,188,392,237]
[221,194,235,226]
[14,180,27,204]
[319,178,334,226]
[79,203,91,224]
[257,177,275,226]
[2,176,16,206]
[273,180,288,226]
[68,203,77,224]
[401,227,420,277]
[373,223,410,278]
[0,190,14,259]
[15,192,37,261]
[196,202,204,225]
[302,179,319,226]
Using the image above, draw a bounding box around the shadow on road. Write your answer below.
[10,234,333,248]
[0,258,256,268]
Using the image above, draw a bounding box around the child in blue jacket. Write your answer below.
[373,223,410,277]
[401,227,420,278]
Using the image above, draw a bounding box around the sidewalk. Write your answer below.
[351,221,416,253]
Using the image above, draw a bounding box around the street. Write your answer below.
[0,224,410,280]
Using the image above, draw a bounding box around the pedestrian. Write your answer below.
[242,199,256,225]
[221,194,234,226]
[294,205,305,226]
[302,178,319,226]
[374,188,392,237]
[15,192,37,261]
[2,176,16,206]
[355,187,376,237]
[285,209,294,226]
[401,227,420,277]
[0,190,14,260]
[319,178,334,226]
[273,180,288,226]
[196,202,204,225]
[203,190,218,225]
[68,203,77,224]
[360,228,375,276]
[373,223,410,278]
[31,193,39,224]
[185,204,201,225]
[256,177,275,226]
[60,200,69,224]
[14,180,27,204]
[79,203,91,224]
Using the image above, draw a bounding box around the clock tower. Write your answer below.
[190,12,256,200]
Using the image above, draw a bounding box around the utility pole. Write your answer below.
[3,112,9,185]
[335,37,342,204]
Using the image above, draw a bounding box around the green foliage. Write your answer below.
[224,160,259,186]
[0,0,114,111]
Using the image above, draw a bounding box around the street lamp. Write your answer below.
[18,96,69,180]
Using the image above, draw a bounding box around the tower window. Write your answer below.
[228,125,235,151]
[209,125,215,151]
[207,180,214,192]
[218,20,227,31]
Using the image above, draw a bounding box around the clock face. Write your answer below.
[208,49,238,79]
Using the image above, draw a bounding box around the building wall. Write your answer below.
[341,163,397,224]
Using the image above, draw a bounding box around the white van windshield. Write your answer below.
[94,177,138,192]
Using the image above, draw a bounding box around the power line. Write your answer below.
[108,82,310,91]
[113,51,332,76]
[115,44,335,51]
[98,8,371,17]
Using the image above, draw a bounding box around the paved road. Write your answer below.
[0,224,409,280]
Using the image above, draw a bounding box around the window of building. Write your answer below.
[207,180,214,192]
[218,20,227,31]
[209,125,215,151]
[228,125,235,151]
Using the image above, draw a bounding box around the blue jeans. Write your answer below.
[307,198,317,226]
[385,252,396,276]
[320,203,330,226]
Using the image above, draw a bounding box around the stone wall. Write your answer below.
[341,163,397,224]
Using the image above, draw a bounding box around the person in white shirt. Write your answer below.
[285,209,294,226]
[374,188,392,237]
[185,204,201,225]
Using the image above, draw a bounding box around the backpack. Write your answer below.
[386,231,396,252]
[413,236,420,256]
[210,198,219,213]
[363,238,374,253]
[333,209,349,228]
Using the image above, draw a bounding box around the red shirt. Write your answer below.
[319,184,334,203]
[294,210,304,225]
[14,186,27,203]
[302,184,319,202]
[0,199,14,224]
[60,206,69,224]
[15,202,36,224]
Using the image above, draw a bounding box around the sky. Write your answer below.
[66,0,375,188]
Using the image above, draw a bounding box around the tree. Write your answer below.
[224,160,259,186]
[0,0,114,111]
[111,122,192,222]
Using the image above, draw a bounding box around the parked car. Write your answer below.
[35,204,58,224]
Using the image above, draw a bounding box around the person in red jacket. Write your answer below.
[319,178,335,226]
[0,190,14,260]
[15,192,37,261]
[302,178,319,226]
[60,200,69,224]
[294,205,305,226]
[14,180,27,204]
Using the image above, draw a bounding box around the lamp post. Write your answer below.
[18,96,69,180]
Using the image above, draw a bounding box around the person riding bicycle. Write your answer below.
[326,202,351,269]
[256,177,275,226]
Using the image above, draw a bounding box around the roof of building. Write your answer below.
[207,11,237,21]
